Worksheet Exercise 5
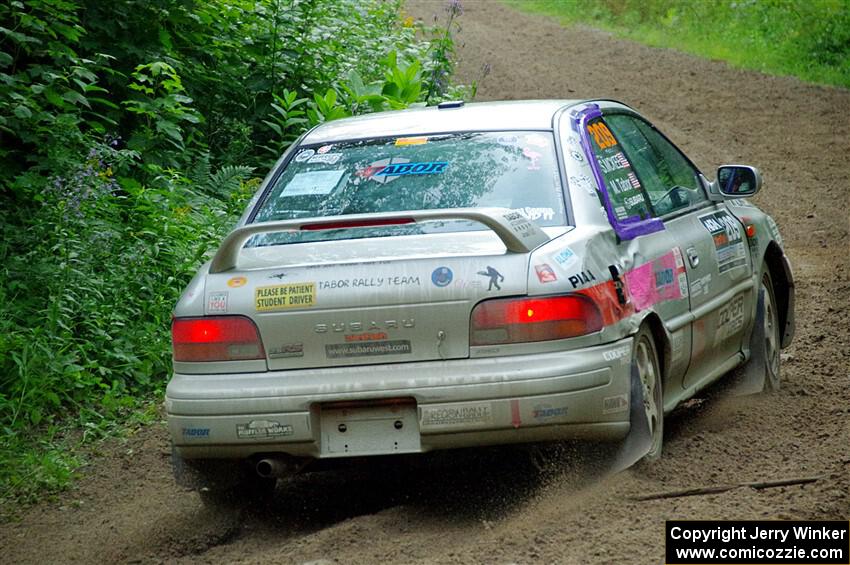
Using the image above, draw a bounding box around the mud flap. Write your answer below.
[609,360,652,472]
[733,287,766,396]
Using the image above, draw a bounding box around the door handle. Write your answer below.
[686,247,700,268]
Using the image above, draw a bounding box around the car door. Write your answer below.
[601,113,754,391]
[582,114,692,398]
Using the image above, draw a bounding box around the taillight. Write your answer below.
[172,316,265,362]
[470,294,603,346]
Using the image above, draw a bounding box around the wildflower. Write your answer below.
[446,0,463,17]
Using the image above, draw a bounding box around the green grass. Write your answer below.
[504,0,850,89]
[0,400,160,514]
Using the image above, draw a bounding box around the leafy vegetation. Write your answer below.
[506,0,850,89]
[0,0,469,503]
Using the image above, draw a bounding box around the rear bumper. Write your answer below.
[166,337,635,459]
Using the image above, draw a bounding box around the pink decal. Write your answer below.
[624,251,686,311]
[522,147,541,170]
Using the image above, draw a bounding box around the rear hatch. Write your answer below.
[204,230,534,370]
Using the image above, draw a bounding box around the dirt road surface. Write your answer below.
[2,2,848,563]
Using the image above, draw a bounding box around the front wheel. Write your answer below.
[761,266,781,391]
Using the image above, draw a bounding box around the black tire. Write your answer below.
[634,325,664,462]
[760,266,781,391]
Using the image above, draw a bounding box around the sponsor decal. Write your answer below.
[269,271,287,279]
[206,291,228,314]
[421,403,493,427]
[624,251,686,311]
[717,294,745,340]
[602,345,630,363]
[535,263,557,283]
[477,266,504,291]
[553,246,578,269]
[315,319,414,333]
[502,210,536,239]
[268,343,304,359]
[568,269,596,288]
[431,266,453,287]
[227,276,247,288]
[255,283,316,311]
[602,394,629,415]
[318,276,420,290]
[532,404,568,420]
[236,420,293,439]
[182,427,210,438]
[344,331,388,342]
[294,149,314,162]
[357,157,408,183]
[699,210,748,273]
[326,340,412,358]
[316,144,333,154]
[569,148,584,162]
[497,135,519,145]
[394,136,428,146]
[690,273,712,298]
[515,207,554,221]
[569,174,596,197]
[307,153,342,165]
[522,147,542,170]
[375,161,447,177]
[451,278,483,290]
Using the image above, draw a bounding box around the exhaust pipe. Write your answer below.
[255,458,289,479]
[255,456,311,479]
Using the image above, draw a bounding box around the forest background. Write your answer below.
[0,0,470,503]
[2,0,848,504]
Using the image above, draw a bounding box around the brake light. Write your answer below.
[172,316,265,362]
[470,295,603,346]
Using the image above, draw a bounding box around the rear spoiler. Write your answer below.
[209,207,551,274]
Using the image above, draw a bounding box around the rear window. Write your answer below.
[250,131,566,245]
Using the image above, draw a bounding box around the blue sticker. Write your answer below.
[182,427,210,438]
[431,266,453,287]
[553,247,577,268]
[375,161,448,177]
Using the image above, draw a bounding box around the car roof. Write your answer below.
[301,99,586,144]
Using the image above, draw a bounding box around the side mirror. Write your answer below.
[716,165,762,197]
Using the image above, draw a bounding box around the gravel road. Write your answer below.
[2,2,848,563]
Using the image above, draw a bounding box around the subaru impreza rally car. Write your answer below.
[166,99,794,502]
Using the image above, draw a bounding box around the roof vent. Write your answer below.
[437,100,465,110]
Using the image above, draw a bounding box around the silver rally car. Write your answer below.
[166,99,795,500]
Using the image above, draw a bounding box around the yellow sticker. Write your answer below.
[255,283,316,311]
[227,276,247,288]
[395,136,428,146]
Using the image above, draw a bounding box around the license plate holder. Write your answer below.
[320,403,420,457]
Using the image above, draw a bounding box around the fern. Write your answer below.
[204,165,254,200]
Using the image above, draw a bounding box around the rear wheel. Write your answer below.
[634,326,663,461]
